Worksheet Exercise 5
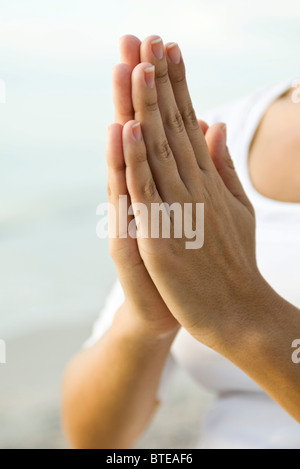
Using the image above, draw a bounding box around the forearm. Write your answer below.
[62,303,178,449]
[215,274,300,421]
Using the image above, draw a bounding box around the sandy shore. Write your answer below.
[0,321,214,449]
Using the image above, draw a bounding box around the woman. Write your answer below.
[62,35,300,449]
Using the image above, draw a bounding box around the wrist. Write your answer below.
[214,271,288,357]
[112,302,180,347]
[212,272,300,421]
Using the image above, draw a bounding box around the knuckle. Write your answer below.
[144,97,158,113]
[165,109,185,134]
[133,149,147,164]
[172,69,186,86]
[142,178,157,201]
[155,67,169,85]
[155,138,173,162]
[181,102,198,130]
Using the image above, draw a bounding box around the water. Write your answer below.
[1,0,300,339]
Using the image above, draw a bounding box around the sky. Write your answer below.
[0,0,299,160]
[1,0,300,59]
[1,0,299,148]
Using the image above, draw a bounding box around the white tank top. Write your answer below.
[85,78,300,449]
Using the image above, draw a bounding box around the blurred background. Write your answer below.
[0,0,299,449]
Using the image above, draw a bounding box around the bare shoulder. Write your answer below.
[248,89,300,203]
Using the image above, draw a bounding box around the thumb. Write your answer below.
[205,123,254,213]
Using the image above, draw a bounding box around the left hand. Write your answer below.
[119,36,259,351]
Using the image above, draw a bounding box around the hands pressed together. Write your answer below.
[62,38,300,448]
[107,35,260,351]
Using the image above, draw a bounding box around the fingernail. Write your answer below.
[144,65,155,88]
[132,122,142,141]
[166,43,181,64]
[151,37,164,60]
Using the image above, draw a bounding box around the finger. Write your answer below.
[113,36,141,125]
[106,123,151,291]
[166,42,214,171]
[122,120,166,239]
[113,64,134,125]
[106,123,139,249]
[140,35,201,188]
[131,62,186,202]
[106,123,131,237]
[206,123,254,213]
[119,35,141,69]
[106,123,126,185]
